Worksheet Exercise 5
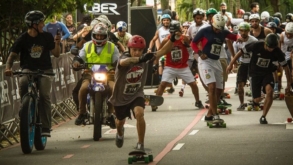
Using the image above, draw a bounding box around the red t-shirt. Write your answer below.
[165,35,189,68]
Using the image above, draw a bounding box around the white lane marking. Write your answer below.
[189,130,199,135]
[286,123,293,129]
[172,143,185,150]
[201,116,205,121]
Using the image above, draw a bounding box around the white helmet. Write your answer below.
[116,21,127,31]
[212,14,225,30]
[91,23,108,46]
[249,14,260,21]
[261,11,270,22]
[285,22,293,33]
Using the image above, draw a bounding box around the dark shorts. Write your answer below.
[114,97,145,120]
[237,63,249,84]
[251,74,274,98]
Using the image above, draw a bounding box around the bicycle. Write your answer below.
[13,70,54,154]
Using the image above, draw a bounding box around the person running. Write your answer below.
[232,22,258,110]
[4,10,61,137]
[154,20,204,110]
[109,35,155,150]
[227,34,292,124]
[191,14,238,122]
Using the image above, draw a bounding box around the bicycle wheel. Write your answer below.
[34,109,47,150]
[20,95,36,154]
[93,92,103,141]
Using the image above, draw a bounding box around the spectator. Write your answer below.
[64,13,76,52]
[250,2,259,14]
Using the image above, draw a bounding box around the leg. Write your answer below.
[238,82,245,104]
[207,82,218,116]
[133,106,145,145]
[262,84,274,117]
[75,75,90,125]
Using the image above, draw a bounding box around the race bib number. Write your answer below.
[287,46,293,52]
[123,83,141,95]
[210,44,222,56]
[243,52,251,59]
[256,58,270,68]
[171,49,182,61]
[30,45,43,58]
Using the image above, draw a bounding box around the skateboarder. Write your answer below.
[109,35,155,150]
[227,33,292,124]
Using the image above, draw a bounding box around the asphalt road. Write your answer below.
[1,73,293,165]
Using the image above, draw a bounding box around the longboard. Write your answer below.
[244,100,264,111]
[128,149,153,164]
[207,120,226,128]
[144,95,164,106]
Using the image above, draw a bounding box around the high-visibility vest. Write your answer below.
[85,41,114,68]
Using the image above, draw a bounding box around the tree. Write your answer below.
[0,0,94,63]
[161,0,169,11]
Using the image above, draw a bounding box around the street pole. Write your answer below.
[128,0,131,33]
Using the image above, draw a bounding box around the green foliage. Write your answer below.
[0,0,95,63]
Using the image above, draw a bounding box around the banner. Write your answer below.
[78,0,128,27]
[0,53,82,124]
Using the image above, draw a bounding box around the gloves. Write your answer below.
[170,33,176,42]
[138,52,155,63]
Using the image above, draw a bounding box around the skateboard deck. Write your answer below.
[207,120,226,128]
[144,95,164,106]
[244,100,264,111]
[128,149,153,164]
[285,91,293,117]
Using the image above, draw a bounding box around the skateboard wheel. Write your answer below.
[128,157,133,164]
[144,156,150,163]
[225,110,229,115]
[205,105,209,109]
[228,109,232,114]
[287,118,292,123]
[279,93,285,99]
[247,106,252,111]
[149,155,153,162]
[226,95,231,99]
[254,106,260,111]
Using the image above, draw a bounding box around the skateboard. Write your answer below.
[244,100,264,111]
[144,95,164,106]
[273,92,285,100]
[245,91,252,97]
[207,119,226,128]
[128,149,153,164]
[217,105,232,115]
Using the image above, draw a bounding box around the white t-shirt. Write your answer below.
[281,31,293,61]
[233,35,258,63]
[158,26,170,43]
[186,22,206,40]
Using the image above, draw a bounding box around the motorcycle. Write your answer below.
[71,48,116,141]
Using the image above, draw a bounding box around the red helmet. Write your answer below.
[237,9,245,15]
[127,35,146,49]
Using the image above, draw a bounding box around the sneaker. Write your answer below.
[115,127,124,148]
[260,116,268,124]
[75,113,88,125]
[179,89,184,97]
[135,143,145,151]
[219,99,232,106]
[195,101,204,109]
[41,128,51,137]
[167,88,175,94]
[173,77,178,86]
[106,114,116,129]
[237,104,245,111]
[204,115,214,121]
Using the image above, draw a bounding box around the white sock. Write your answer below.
[181,84,186,90]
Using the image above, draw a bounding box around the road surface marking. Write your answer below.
[201,116,205,121]
[104,129,117,134]
[286,123,293,129]
[81,145,90,148]
[63,154,74,159]
[149,108,207,165]
[172,143,185,150]
[189,130,199,135]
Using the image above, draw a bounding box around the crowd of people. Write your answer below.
[3,1,293,152]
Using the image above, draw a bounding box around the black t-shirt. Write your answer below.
[83,31,119,44]
[10,32,55,70]
[242,41,287,76]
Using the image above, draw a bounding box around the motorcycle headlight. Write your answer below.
[93,73,106,81]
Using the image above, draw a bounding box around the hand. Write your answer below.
[54,33,61,43]
[226,65,233,74]
[4,68,12,76]
[199,53,208,60]
[72,61,80,68]
[138,52,155,63]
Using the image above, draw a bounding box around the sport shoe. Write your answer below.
[41,128,51,137]
[167,88,175,94]
[195,101,204,109]
[75,113,88,125]
[135,143,145,151]
[219,99,232,106]
[260,116,268,124]
[204,115,214,121]
[237,104,246,111]
[115,127,124,148]
[179,89,184,97]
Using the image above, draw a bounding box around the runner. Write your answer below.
[191,14,238,122]
[227,34,292,124]
[232,22,258,110]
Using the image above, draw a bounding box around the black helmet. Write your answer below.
[25,10,45,27]
[265,33,279,48]
[169,20,181,33]
[273,12,282,21]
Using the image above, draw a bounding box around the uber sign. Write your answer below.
[84,3,120,15]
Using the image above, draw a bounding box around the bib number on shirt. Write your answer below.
[256,58,270,68]
[171,49,182,61]
[243,52,251,59]
[123,83,141,95]
[210,44,222,56]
